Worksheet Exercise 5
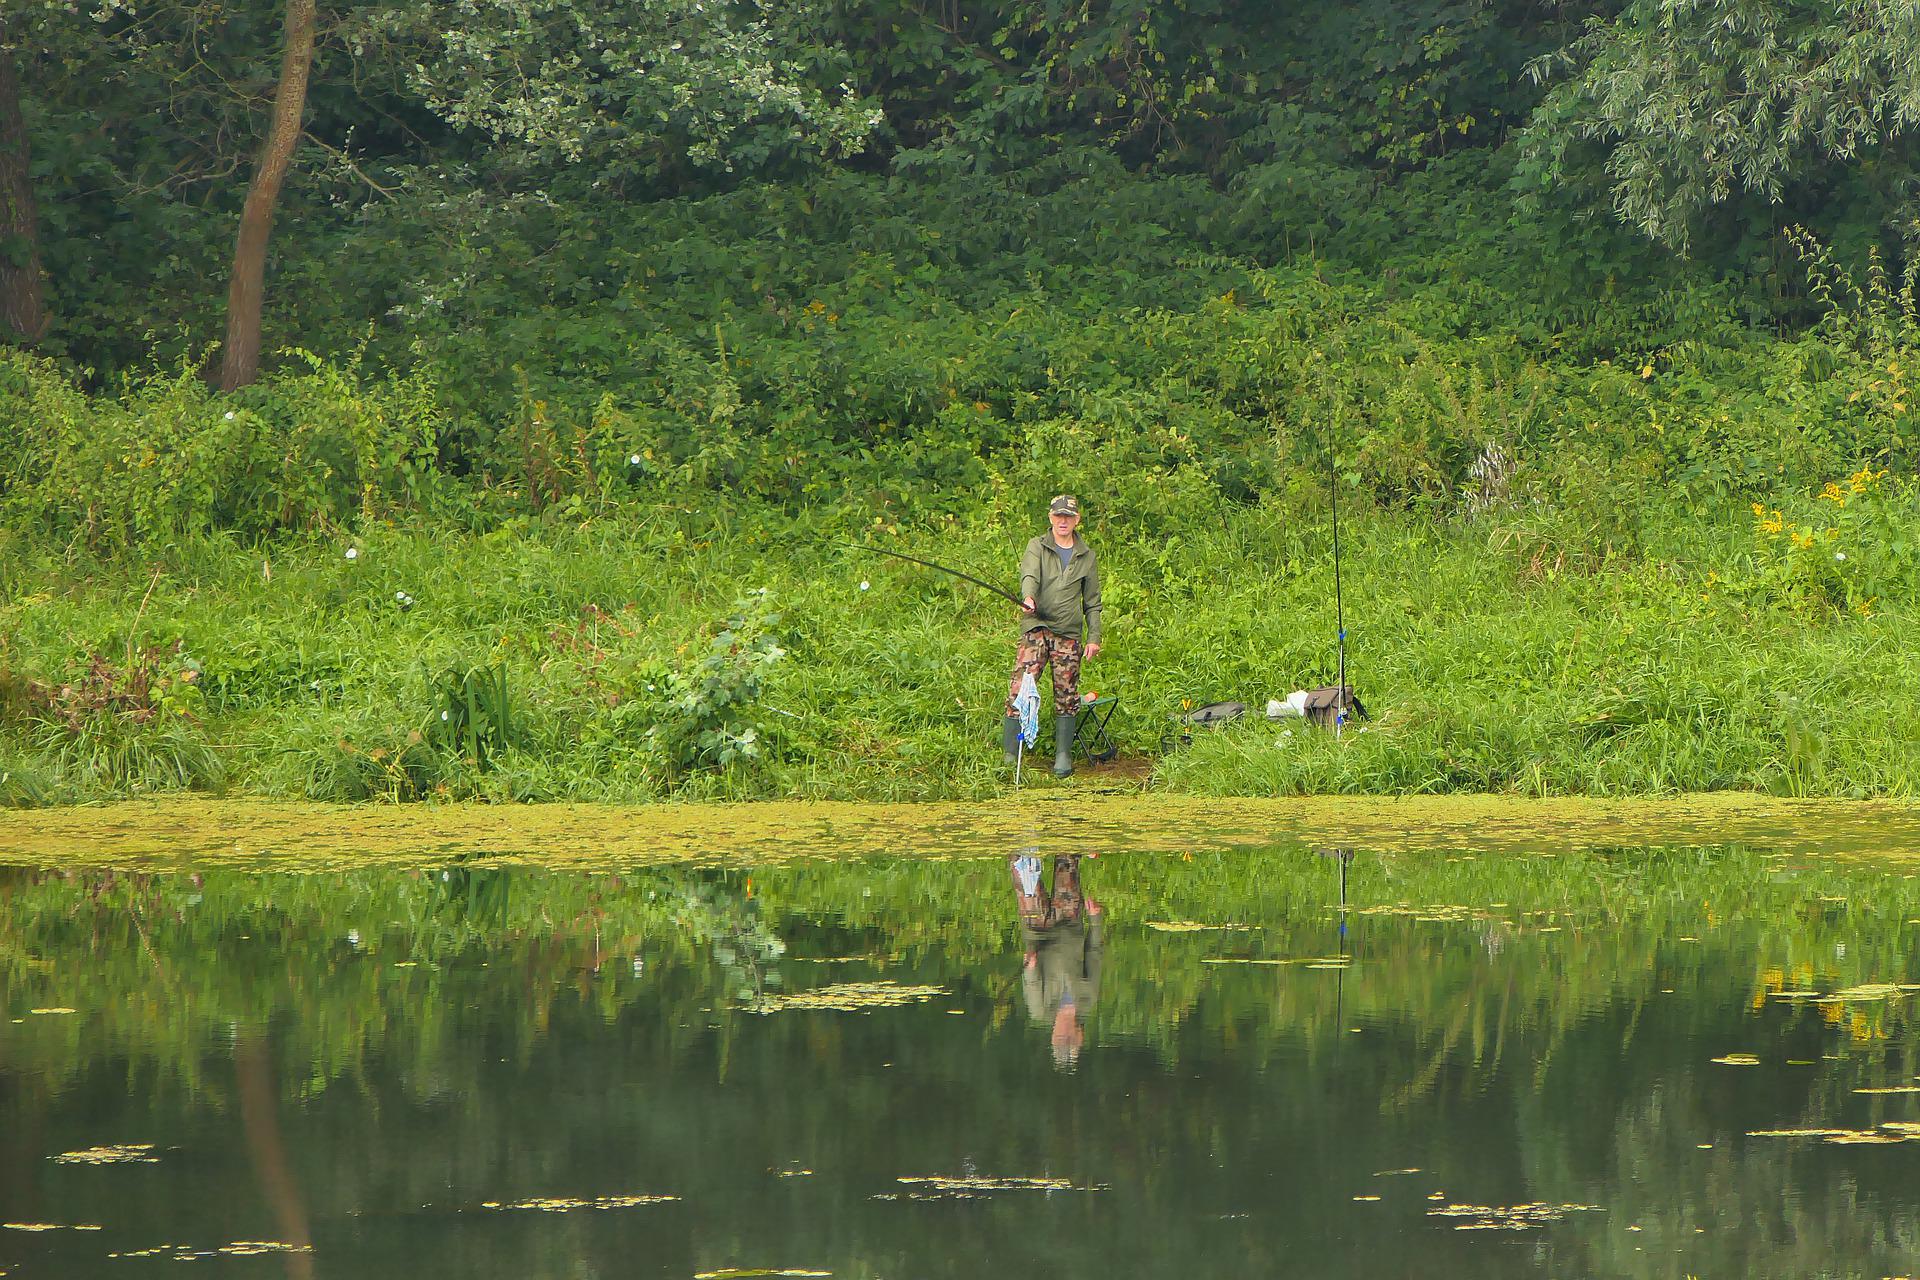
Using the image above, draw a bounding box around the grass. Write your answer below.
[1,490,1915,807]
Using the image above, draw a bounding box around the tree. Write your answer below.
[217,0,880,387]
[1521,0,1920,251]
[0,26,47,345]
[4,0,333,367]
[395,0,879,183]
[216,0,318,391]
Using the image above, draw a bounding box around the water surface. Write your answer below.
[6,836,1920,1278]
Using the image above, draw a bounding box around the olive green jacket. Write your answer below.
[1019,534,1103,643]
[1022,917,1104,1022]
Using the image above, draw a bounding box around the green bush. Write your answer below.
[647,592,788,783]
[0,749,54,809]
[0,349,446,549]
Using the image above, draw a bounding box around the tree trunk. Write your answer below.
[216,0,317,392]
[0,35,49,346]
[235,1034,316,1280]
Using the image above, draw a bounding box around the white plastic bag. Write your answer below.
[1015,673,1041,747]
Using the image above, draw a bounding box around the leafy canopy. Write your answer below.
[1524,0,1920,250]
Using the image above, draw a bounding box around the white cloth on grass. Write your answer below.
[1266,691,1311,719]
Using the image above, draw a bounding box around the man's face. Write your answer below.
[1050,511,1080,537]
[1051,1005,1084,1063]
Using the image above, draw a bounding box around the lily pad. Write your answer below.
[1145,921,1255,933]
[743,982,945,1014]
[53,1144,158,1165]
[895,1175,1101,1192]
[481,1194,677,1212]
[1427,1202,1601,1231]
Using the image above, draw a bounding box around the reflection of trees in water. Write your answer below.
[8,846,1920,1270]
[0,862,782,1095]
[1525,1081,1920,1277]
[0,1086,46,1233]
[10,847,1920,1096]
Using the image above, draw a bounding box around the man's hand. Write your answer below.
[1083,642,1101,660]
[1023,596,1036,614]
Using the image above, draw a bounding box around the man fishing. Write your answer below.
[1003,494,1103,777]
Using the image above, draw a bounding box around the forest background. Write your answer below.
[6,0,1920,807]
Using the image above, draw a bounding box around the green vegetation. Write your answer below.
[8,3,1920,805]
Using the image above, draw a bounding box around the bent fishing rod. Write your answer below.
[838,542,1029,609]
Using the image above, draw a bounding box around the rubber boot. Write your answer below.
[1052,713,1078,777]
[1002,715,1022,765]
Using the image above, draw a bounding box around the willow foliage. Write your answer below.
[1524,0,1920,250]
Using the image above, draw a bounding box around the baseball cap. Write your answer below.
[1048,494,1080,516]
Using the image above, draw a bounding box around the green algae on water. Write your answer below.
[9,793,1920,871]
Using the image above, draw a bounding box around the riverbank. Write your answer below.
[3,504,1916,809]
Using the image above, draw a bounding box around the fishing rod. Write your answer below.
[838,542,1028,610]
[1327,443,1348,733]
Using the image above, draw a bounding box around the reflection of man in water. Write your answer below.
[1009,851,1104,1067]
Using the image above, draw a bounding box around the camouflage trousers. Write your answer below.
[1006,628,1081,717]
[1009,852,1085,930]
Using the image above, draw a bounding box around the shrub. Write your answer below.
[6,644,224,797]
[0,351,446,548]
[1741,468,1919,616]
[647,592,788,781]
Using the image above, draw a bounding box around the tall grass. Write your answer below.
[2,489,1915,805]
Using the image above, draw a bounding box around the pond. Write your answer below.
[5,803,1920,1278]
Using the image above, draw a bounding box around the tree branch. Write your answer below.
[302,129,398,198]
